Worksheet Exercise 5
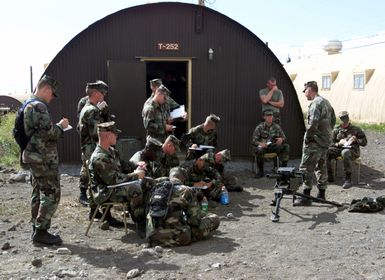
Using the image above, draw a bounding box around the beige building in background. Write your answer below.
[284,41,385,124]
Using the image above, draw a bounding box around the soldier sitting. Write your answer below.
[182,114,220,160]
[327,111,367,189]
[130,135,181,179]
[88,122,146,229]
[251,109,290,178]
[183,156,223,201]
[146,167,220,247]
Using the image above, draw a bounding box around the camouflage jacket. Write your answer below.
[144,92,180,119]
[78,102,102,157]
[142,99,168,142]
[184,124,218,148]
[332,123,367,154]
[251,121,286,146]
[130,150,179,178]
[184,164,222,189]
[305,95,336,148]
[22,96,63,166]
[89,145,140,204]
[77,96,111,122]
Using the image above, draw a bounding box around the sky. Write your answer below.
[1,0,385,94]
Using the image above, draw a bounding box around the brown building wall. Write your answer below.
[44,2,305,163]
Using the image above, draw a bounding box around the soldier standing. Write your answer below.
[77,81,109,206]
[23,75,69,245]
[294,81,336,206]
[142,85,175,142]
[327,111,367,189]
[259,77,284,125]
[251,109,290,178]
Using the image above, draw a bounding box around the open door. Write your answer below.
[107,60,146,140]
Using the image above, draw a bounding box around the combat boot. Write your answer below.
[342,174,352,189]
[89,207,103,221]
[293,189,312,206]
[32,229,62,245]
[316,189,326,201]
[79,190,89,206]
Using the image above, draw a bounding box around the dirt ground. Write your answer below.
[1,130,385,280]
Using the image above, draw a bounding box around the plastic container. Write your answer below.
[219,186,229,205]
[201,197,209,213]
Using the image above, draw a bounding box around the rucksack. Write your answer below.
[13,98,43,151]
[148,181,174,219]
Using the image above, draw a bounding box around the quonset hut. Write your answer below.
[43,2,305,162]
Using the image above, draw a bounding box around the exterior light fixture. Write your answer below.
[208,48,214,61]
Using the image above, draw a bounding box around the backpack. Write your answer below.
[12,98,43,151]
[148,181,174,219]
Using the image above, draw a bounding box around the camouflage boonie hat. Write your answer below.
[218,149,231,162]
[86,80,109,95]
[165,135,181,152]
[97,121,121,134]
[303,81,318,93]
[145,137,163,151]
[157,84,170,95]
[150,78,162,87]
[207,113,220,123]
[39,75,59,96]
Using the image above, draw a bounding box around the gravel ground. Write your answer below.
[0,130,384,280]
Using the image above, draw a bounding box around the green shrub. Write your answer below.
[0,113,19,167]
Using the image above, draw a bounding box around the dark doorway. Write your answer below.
[146,61,188,138]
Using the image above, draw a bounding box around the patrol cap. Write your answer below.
[145,136,163,151]
[97,121,121,134]
[165,134,181,152]
[206,113,220,123]
[303,81,318,93]
[217,149,231,162]
[157,84,171,95]
[263,109,274,116]
[86,80,109,95]
[150,78,162,87]
[39,75,59,96]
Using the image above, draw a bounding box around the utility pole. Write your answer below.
[198,0,205,6]
[30,66,33,93]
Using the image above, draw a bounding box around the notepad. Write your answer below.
[63,125,73,132]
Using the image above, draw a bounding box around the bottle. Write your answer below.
[201,197,209,213]
[220,186,229,205]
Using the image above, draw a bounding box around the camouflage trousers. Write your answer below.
[29,163,61,230]
[327,146,359,176]
[191,213,220,241]
[299,142,328,190]
[79,145,95,192]
[254,143,290,165]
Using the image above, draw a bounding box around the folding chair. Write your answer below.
[85,201,129,236]
[252,152,279,175]
[333,156,361,184]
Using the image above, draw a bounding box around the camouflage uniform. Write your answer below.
[88,145,143,217]
[183,124,218,160]
[184,161,223,201]
[251,121,290,167]
[142,99,168,143]
[145,92,180,120]
[22,96,63,231]
[327,123,367,177]
[146,182,220,247]
[77,95,111,121]
[78,102,102,194]
[259,87,283,124]
[300,95,336,191]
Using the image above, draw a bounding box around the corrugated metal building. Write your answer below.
[43,2,305,162]
[285,44,385,123]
